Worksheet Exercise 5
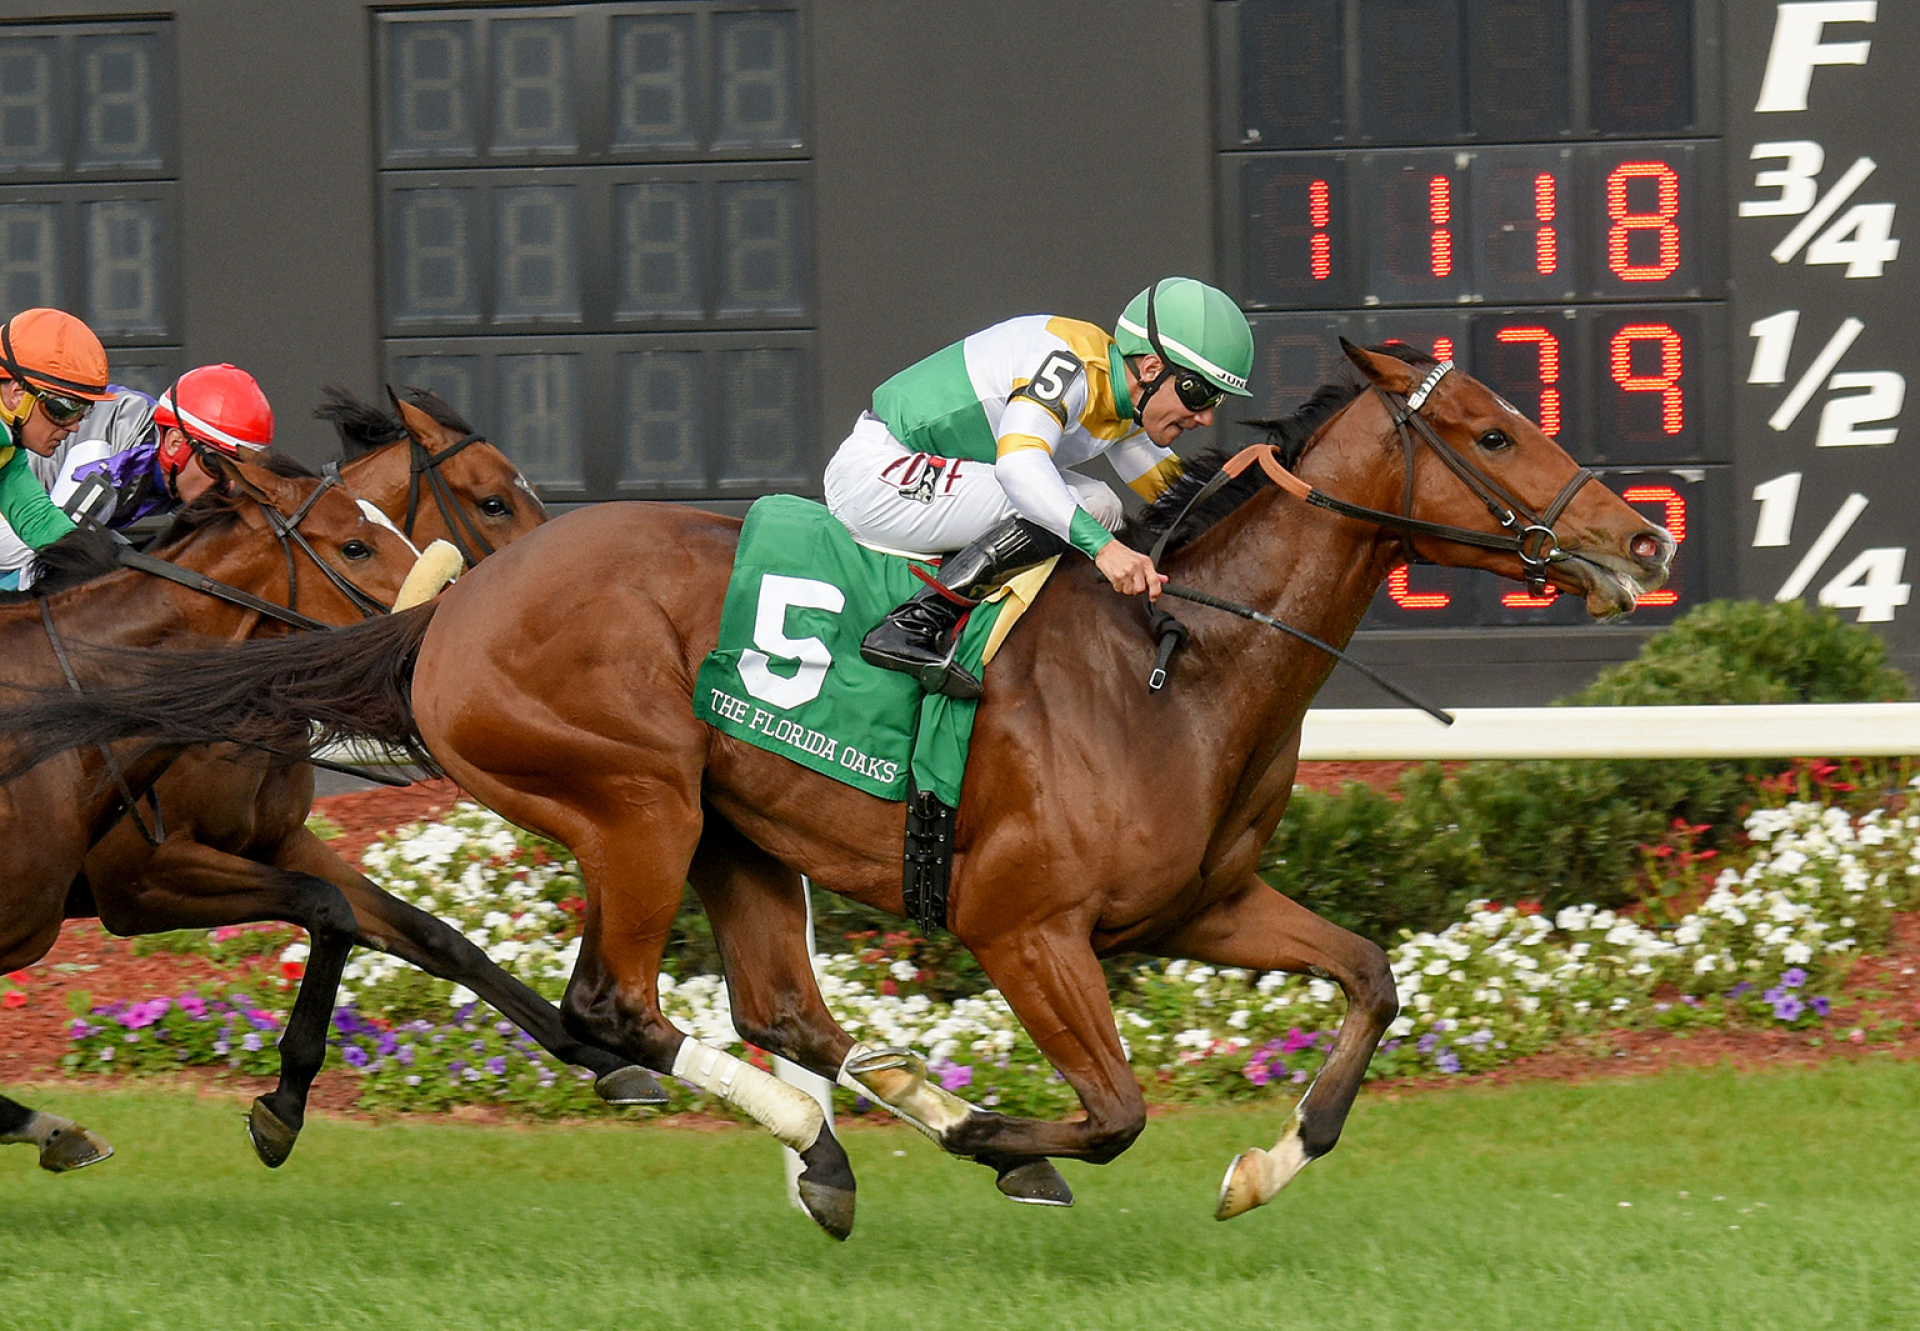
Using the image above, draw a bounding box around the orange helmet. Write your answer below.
[154,363,275,486]
[0,308,111,404]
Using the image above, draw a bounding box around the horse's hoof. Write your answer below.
[246,1099,301,1169]
[38,1123,113,1173]
[595,1065,668,1106]
[794,1133,856,1241]
[992,1158,1073,1207]
[1215,1148,1272,1221]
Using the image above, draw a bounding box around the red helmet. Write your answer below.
[155,363,274,486]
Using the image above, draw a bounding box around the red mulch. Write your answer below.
[4,769,1915,1120]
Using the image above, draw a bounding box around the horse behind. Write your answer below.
[0,344,1673,1236]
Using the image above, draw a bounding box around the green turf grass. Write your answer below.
[4,1061,1917,1330]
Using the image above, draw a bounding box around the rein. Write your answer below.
[405,433,496,567]
[1141,360,1599,709]
[39,596,168,846]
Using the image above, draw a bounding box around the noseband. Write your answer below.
[404,433,498,568]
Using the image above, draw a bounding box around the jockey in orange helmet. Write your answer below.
[0,309,113,569]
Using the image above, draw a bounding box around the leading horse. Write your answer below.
[0,345,1673,1236]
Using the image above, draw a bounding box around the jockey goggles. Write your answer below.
[28,388,92,427]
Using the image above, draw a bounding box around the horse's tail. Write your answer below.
[0,602,440,782]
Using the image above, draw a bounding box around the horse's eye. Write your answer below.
[1476,429,1513,453]
[480,496,510,518]
[341,540,374,561]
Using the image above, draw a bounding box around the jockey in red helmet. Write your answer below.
[0,362,276,589]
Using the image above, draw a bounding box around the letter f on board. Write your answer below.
[1755,2,1875,113]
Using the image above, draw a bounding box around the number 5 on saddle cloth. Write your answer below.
[693,496,1055,932]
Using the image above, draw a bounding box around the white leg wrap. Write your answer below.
[837,1042,976,1144]
[0,1111,71,1147]
[672,1039,823,1154]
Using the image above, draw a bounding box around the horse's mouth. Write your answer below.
[1557,543,1673,621]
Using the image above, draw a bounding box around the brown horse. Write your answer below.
[6,392,659,1174]
[0,345,1673,1236]
[0,453,434,1170]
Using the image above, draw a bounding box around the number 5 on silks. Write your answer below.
[738,574,844,709]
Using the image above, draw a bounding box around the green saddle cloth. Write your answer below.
[693,495,1013,806]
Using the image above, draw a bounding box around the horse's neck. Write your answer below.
[4,532,294,670]
[1158,413,1405,753]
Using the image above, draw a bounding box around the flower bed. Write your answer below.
[59,781,1920,1118]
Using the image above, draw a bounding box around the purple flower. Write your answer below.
[1771,994,1805,1022]
[341,1046,370,1069]
[1434,1048,1462,1075]
[376,1033,400,1058]
[1811,996,1831,1017]
[495,1021,515,1036]
[120,998,170,1030]
[1245,1061,1273,1087]
[1417,1033,1439,1054]
[1730,981,1754,998]
[1282,1027,1315,1055]
[470,1039,487,1054]
[178,995,207,1020]
[1289,1068,1309,1083]
[485,1056,507,1076]
[212,1039,230,1056]
[246,1009,277,1032]
[934,1060,972,1092]
[241,1032,264,1052]
[1781,968,1808,990]
[333,1008,365,1036]
[449,1060,467,1075]
[396,1045,415,1067]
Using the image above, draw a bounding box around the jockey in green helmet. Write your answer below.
[826,276,1254,698]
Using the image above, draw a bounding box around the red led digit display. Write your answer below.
[1471,146,1576,303]
[1238,155,1354,309]
[1362,562,1479,627]
[1588,308,1704,462]
[1585,142,1705,299]
[1363,152,1471,304]
[1470,312,1577,441]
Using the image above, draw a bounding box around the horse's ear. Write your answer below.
[219,454,301,528]
[1339,338,1418,396]
[388,385,447,452]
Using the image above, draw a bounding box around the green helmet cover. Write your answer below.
[1113,278,1254,397]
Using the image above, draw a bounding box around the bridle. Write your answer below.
[1139,359,1602,709]
[1161,360,1597,597]
[403,432,498,568]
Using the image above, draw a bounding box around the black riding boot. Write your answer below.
[860,518,1069,699]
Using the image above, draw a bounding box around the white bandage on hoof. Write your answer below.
[837,1042,976,1143]
[672,1039,823,1153]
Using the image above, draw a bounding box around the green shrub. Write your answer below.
[1261,600,1913,940]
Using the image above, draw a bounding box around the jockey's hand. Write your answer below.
[1094,540,1168,600]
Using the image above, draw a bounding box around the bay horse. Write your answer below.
[5,392,660,1175]
[0,345,1673,1236]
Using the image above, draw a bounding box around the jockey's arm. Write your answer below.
[994,382,1165,599]
[49,440,124,525]
[0,446,75,550]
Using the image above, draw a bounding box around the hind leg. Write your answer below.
[690,816,1071,1205]
[273,826,664,1106]
[89,840,362,1168]
[0,1091,114,1173]
[1150,874,1398,1220]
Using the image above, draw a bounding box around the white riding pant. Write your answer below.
[823,413,1123,559]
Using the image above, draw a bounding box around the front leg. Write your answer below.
[1150,874,1398,1219]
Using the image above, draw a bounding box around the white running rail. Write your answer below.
[1298,703,1920,761]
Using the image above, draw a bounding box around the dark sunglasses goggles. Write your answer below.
[31,388,92,426]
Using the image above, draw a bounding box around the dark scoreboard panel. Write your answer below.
[1215,0,1733,634]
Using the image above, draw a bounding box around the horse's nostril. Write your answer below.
[1631,533,1664,562]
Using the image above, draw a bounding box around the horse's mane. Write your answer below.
[1,524,126,602]
[1116,342,1438,556]
[316,385,473,460]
